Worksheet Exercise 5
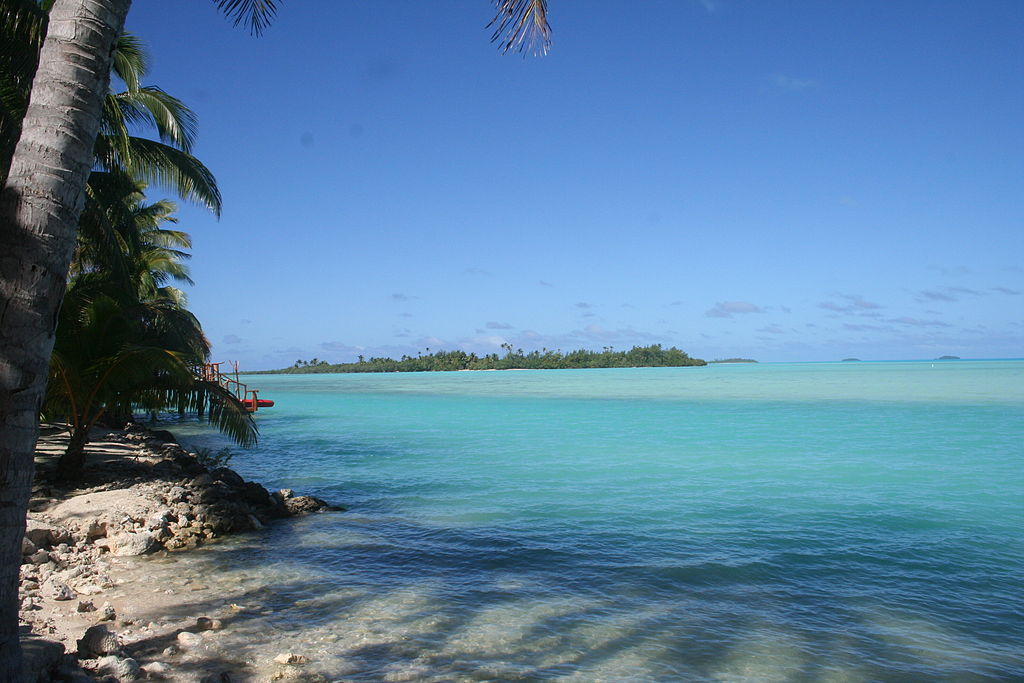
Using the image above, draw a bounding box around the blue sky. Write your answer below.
[123,1,1022,367]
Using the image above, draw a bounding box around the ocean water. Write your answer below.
[147,361,1024,681]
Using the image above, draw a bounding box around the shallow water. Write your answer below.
[156,361,1024,681]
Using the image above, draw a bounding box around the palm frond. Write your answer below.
[77,172,141,285]
[0,0,47,65]
[0,0,47,178]
[155,285,189,307]
[489,0,552,56]
[215,0,278,36]
[136,377,258,448]
[48,287,257,447]
[112,32,148,93]
[141,226,191,251]
[142,252,194,287]
[195,380,259,447]
[95,135,222,216]
[112,87,198,153]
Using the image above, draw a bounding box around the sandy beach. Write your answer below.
[21,426,338,682]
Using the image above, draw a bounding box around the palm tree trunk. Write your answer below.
[0,0,131,676]
[56,427,91,481]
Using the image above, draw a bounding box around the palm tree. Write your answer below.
[1,5,241,476]
[94,31,221,214]
[46,181,257,479]
[0,0,551,675]
[45,289,257,479]
[2,20,222,213]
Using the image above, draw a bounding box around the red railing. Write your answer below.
[199,361,265,412]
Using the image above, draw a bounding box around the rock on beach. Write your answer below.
[20,424,344,681]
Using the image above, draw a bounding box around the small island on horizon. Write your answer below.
[841,358,862,362]
[256,344,706,374]
[936,355,961,360]
[708,358,757,364]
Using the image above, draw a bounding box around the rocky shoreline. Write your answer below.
[20,424,341,682]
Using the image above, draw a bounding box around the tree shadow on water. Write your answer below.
[116,512,1023,682]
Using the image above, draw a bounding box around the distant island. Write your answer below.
[841,358,861,362]
[936,355,960,360]
[258,344,706,374]
[708,358,757,364]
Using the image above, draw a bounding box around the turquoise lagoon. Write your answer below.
[154,361,1024,681]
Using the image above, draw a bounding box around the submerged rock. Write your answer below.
[284,495,340,515]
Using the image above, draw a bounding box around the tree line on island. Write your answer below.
[270,344,707,374]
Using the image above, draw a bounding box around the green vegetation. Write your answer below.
[709,358,757,364]
[267,344,706,374]
[193,446,235,469]
[6,29,256,479]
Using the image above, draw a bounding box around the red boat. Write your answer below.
[245,399,275,408]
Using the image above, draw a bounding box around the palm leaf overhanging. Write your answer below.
[489,0,552,56]
[215,0,278,36]
[1,13,222,213]
[94,135,221,216]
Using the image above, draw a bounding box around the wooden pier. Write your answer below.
[200,361,272,412]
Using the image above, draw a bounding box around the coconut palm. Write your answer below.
[45,180,257,479]
[1,15,221,214]
[45,290,257,479]
[94,31,221,214]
